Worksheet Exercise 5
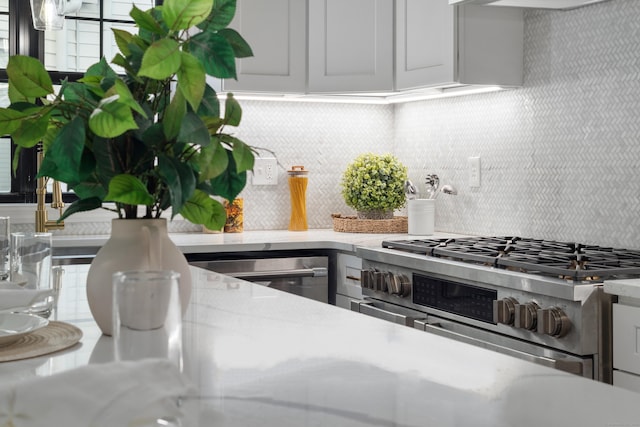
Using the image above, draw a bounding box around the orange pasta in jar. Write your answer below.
[288,166,308,231]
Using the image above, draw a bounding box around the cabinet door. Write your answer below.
[308,0,393,93]
[395,0,455,90]
[613,303,640,376]
[223,0,306,93]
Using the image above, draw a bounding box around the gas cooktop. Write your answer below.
[381,236,640,281]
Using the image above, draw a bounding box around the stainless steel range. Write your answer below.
[353,236,640,383]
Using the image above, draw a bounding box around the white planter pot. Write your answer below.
[86,219,192,336]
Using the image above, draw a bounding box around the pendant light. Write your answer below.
[30,0,82,31]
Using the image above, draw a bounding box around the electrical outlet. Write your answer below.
[469,156,481,188]
[252,157,278,185]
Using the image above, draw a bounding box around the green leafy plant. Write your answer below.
[340,153,408,217]
[0,0,255,231]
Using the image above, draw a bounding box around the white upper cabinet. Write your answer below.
[307,0,394,93]
[396,0,524,90]
[225,0,523,96]
[224,0,307,93]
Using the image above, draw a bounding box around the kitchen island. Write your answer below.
[2,264,639,426]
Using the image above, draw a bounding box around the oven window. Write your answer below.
[413,274,497,323]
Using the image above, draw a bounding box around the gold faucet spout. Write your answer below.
[35,150,65,233]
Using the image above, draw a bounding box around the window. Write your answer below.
[0,0,156,203]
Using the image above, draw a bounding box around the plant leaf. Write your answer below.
[138,38,182,80]
[177,112,210,145]
[12,110,51,149]
[112,28,135,56]
[229,137,255,173]
[198,0,236,31]
[158,154,196,216]
[85,57,119,81]
[163,0,213,30]
[189,31,237,79]
[197,84,220,117]
[59,198,103,221]
[109,80,147,117]
[218,28,253,58]
[224,93,242,126]
[180,189,226,230]
[196,138,228,181]
[177,52,206,110]
[89,96,139,138]
[0,108,28,135]
[6,56,54,98]
[207,149,246,200]
[130,5,165,35]
[104,174,154,205]
[163,89,186,140]
[72,180,107,200]
[37,116,86,184]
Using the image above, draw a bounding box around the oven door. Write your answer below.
[415,316,594,379]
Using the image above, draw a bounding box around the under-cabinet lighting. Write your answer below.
[223,86,506,105]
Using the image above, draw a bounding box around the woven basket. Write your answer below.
[331,213,408,234]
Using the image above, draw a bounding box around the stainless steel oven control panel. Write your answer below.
[359,262,591,354]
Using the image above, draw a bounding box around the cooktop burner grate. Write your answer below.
[381,237,640,281]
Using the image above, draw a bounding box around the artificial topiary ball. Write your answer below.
[340,153,408,216]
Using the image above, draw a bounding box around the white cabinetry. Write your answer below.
[308,0,394,93]
[224,0,307,93]
[225,0,523,96]
[395,0,523,90]
[612,302,640,392]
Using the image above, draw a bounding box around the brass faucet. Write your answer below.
[35,149,65,232]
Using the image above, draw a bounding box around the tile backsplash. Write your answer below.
[238,0,640,249]
[10,0,640,249]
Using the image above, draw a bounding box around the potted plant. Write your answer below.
[0,0,255,335]
[340,153,408,219]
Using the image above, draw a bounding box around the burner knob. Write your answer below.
[537,307,571,337]
[398,274,411,297]
[360,269,374,289]
[514,302,540,330]
[493,297,518,325]
[387,273,411,297]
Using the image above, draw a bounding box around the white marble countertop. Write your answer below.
[604,278,640,301]
[52,229,466,254]
[3,265,640,426]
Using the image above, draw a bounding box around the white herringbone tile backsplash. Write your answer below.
[22,0,640,249]
[395,0,640,249]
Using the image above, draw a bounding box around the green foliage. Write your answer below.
[0,0,255,230]
[341,153,408,213]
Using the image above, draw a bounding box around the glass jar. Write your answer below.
[288,166,308,231]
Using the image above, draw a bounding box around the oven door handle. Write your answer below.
[350,299,426,327]
[415,320,585,376]
[225,267,328,281]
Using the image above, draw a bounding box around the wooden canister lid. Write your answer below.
[287,165,308,176]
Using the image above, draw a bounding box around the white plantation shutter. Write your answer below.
[44,0,154,72]
[0,138,10,193]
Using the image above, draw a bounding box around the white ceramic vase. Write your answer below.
[86,219,192,336]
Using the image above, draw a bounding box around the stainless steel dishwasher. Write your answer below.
[187,252,331,303]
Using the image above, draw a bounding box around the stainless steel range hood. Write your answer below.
[449,0,608,9]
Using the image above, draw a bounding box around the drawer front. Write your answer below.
[613,370,640,394]
[336,253,362,299]
[613,303,640,376]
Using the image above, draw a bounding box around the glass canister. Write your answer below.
[288,166,308,231]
